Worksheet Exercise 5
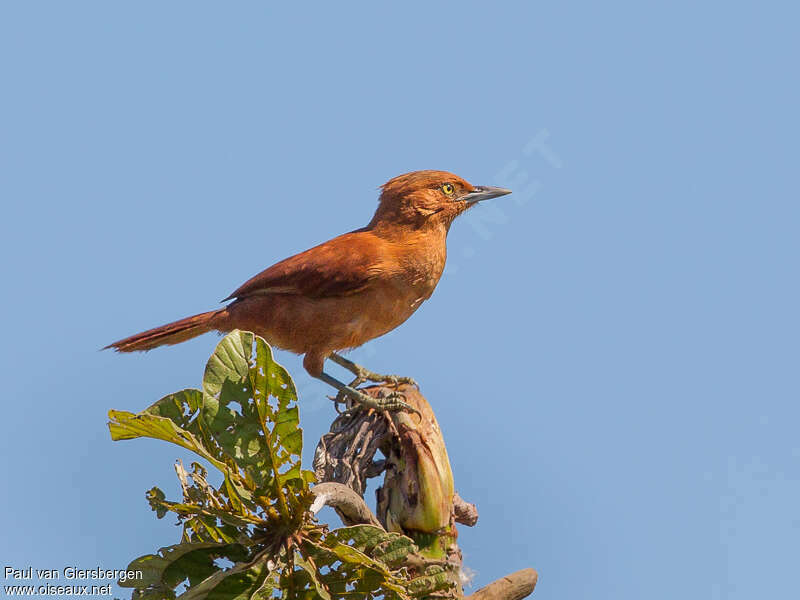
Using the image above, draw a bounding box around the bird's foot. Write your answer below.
[329,353,418,389]
[330,385,419,416]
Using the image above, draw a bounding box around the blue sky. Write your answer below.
[1,2,798,598]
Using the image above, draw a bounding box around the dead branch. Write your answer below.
[310,481,383,528]
[466,569,538,600]
[453,492,479,526]
[313,405,390,495]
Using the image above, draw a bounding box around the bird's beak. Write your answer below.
[461,185,512,203]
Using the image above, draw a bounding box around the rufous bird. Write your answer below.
[107,170,511,411]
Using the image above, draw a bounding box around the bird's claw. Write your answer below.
[374,388,420,415]
[328,393,349,414]
[350,367,418,390]
[383,374,419,389]
[329,386,419,416]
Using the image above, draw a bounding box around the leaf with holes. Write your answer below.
[108,408,228,475]
[201,330,304,500]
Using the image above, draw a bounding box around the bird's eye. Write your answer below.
[441,183,455,195]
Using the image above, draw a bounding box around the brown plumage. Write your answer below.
[107,170,510,405]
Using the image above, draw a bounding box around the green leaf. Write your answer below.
[407,565,453,597]
[120,542,249,599]
[292,552,332,600]
[176,554,274,600]
[298,526,421,599]
[146,487,169,519]
[371,535,419,567]
[142,389,203,430]
[199,330,307,509]
[108,409,228,474]
[328,525,415,557]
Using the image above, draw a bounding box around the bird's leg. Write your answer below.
[315,372,419,415]
[329,353,418,389]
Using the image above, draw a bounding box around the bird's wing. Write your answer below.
[223,230,388,301]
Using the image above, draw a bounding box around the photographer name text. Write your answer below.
[5,567,141,582]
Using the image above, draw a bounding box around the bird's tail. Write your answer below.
[105,309,223,352]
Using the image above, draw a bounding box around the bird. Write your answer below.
[107,170,511,411]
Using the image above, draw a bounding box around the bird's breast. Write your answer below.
[224,231,450,355]
[394,233,448,296]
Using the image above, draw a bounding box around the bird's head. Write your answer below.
[368,170,511,232]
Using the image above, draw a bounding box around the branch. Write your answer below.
[453,492,478,526]
[466,569,538,600]
[310,481,383,528]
